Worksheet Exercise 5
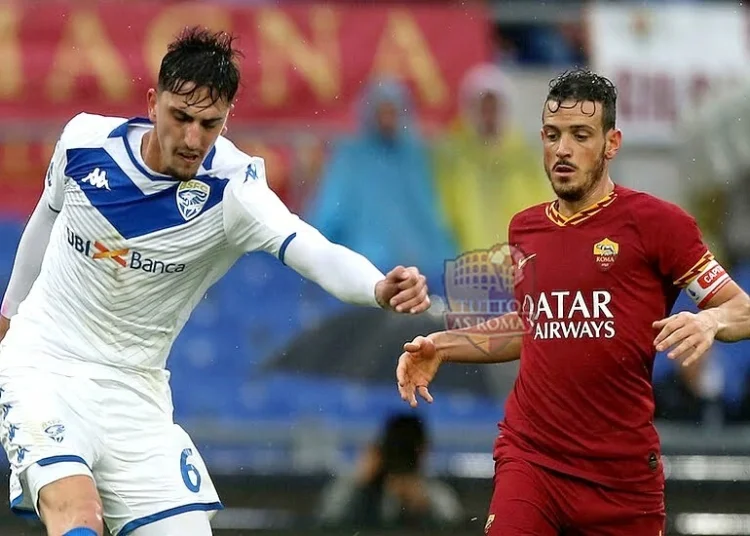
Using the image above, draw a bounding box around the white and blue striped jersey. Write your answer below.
[0,113,306,383]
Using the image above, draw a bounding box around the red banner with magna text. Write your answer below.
[0,2,489,124]
[0,2,490,215]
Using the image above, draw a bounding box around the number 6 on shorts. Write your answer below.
[180,448,202,493]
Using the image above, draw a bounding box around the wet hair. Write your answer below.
[545,69,617,132]
[157,26,242,108]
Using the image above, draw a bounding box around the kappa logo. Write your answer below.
[245,162,258,182]
[176,179,210,221]
[593,238,619,271]
[81,168,110,190]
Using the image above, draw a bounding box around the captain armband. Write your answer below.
[685,259,732,308]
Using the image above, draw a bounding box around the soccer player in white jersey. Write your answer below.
[0,28,431,536]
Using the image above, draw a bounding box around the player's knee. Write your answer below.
[38,476,103,535]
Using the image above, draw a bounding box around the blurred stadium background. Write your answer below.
[2,0,750,534]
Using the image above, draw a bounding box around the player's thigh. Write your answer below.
[0,367,99,518]
[569,512,665,536]
[90,382,221,536]
[98,424,221,535]
[127,509,212,536]
[486,457,561,536]
[567,483,665,536]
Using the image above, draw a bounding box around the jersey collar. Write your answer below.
[107,117,217,179]
[545,188,618,227]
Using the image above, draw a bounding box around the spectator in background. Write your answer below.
[317,413,463,529]
[306,78,456,287]
[289,134,328,214]
[433,64,550,253]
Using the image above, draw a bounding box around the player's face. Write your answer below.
[541,99,621,203]
[147,85,230,181]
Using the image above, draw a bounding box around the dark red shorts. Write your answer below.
[485,456,665,536]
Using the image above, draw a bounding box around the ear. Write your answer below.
[604,128,622,160]
[146,89,158,123]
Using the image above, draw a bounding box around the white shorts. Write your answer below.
[0,365,221,535]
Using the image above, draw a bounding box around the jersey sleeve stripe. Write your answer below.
[673,252,714,288]
[36,454,90,468]
[278,232,297,265]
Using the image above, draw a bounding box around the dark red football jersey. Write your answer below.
[496,184,725,491]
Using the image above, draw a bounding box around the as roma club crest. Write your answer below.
[593,238,619,271]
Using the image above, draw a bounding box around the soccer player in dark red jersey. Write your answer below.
[395,69,750,536]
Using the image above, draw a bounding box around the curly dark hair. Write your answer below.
[545,69,617,132]
[157,26,243,108]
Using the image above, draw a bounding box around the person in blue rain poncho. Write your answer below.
[306,78,457,289]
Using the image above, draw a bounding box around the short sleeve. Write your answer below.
[43,139,68,212]
[646,202,709,285]
[644,200,730,307]
[222,157,301,260]
[508,212,520,248]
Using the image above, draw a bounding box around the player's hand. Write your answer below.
[0,315,9,344]
[375,266,430,314]
[397,335,441,407]
[653,311,719,367]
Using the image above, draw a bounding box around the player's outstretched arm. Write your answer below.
[1,129,67,342]
[223,160,429,313]
[283,230,429,313]
[0,198,60,342]
[397,313,522,407]
[654,282,750,367]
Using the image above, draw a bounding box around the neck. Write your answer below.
[557,176,615,218]
[140,131,163,173]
